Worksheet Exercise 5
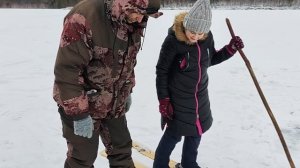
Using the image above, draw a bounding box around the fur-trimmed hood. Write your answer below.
[172,12,190,44]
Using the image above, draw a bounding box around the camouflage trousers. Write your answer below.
[58,107,135,168]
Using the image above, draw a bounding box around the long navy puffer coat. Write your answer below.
[156,13,234,136]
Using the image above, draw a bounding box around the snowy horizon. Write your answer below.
[0,9,299,168]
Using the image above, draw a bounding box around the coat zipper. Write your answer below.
[195,43,203,136]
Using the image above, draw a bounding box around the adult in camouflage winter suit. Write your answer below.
[53,0,162,167]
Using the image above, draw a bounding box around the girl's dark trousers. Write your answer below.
[153,128,201,168]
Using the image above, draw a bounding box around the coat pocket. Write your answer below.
[179,52,190,72]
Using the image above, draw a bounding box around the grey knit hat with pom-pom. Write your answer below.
[183,0,212,33]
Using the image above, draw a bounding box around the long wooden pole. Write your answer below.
[226,18,295,168]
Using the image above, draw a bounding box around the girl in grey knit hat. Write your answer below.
[153,0,244,167]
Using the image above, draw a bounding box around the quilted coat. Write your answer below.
[156,13,234,136]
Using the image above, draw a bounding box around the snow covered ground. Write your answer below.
[0,9,299,168]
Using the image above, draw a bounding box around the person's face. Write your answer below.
[126,13,144,23]
[185,30,205,43]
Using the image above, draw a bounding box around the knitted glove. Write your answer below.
[125,94,132,112]
[226,36,244,55]
[73,115,94,138]
[159,98,173,120]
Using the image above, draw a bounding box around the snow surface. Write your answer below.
[0,9,299,168]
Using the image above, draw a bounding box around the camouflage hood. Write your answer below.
[106,0,162,25]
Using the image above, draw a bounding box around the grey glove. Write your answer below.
[73,115,94,138]
[125,94,132,112]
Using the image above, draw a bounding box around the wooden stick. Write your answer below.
[226,18,295,168]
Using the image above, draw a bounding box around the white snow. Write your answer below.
[0,9,299,168]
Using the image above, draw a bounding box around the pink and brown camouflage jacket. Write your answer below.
[53,0,161,120]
